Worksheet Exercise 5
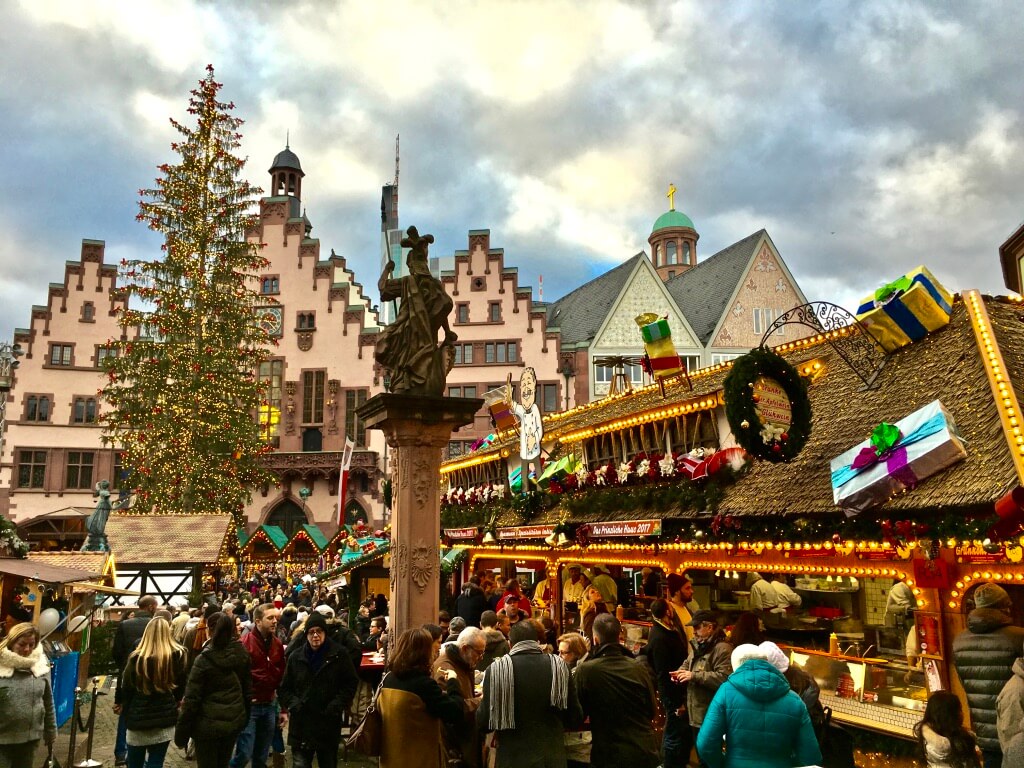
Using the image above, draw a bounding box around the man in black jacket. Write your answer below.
[576,614,660,768]
[455,576,488,628]
[279,613,358,768]
[644,599,691,768]
[113,595,157,767]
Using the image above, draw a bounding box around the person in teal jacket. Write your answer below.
[696,643,821,768]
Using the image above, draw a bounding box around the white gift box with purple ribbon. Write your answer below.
[829,400,967,515]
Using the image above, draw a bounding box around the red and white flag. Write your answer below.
[337,437,355,525]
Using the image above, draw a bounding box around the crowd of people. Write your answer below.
[10,568,1024,767]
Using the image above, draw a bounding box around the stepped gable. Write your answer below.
[546,253,646,345]
[666,230,765,344]
[14,239,127,359]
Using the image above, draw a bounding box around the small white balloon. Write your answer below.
[38,608,61,635]
[67,616,89,634]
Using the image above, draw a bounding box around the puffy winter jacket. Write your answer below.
[0,645,56,746]
[696,658,821,768]
[455,583,488,628]
[175,641,252,746]
[952,607,1024,752]
[996,657,1024,752]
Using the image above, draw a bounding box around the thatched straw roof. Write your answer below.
[718,295,1019,516]
[448,294,1024,523]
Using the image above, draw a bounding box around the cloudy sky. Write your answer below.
[2,0,1022,339]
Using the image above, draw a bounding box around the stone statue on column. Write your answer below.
[81,480,112,552]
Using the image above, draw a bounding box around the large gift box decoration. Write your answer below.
[855,266,953,353]
[830,400,967,514]
[484,388,517,432]
[635,313,683,378]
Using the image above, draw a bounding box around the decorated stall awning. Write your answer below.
[317,532,391,582]
[283,524,330,558]
[240,524,289,558]
[439,291,1024,546]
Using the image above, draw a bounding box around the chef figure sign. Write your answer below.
[507,368,543,492]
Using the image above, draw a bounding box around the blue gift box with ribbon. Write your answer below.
[855,266,954,353]
[829,399,967,514]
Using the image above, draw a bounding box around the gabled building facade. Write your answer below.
[0,239,126,523]
[1,148,390,539]
[439,230,567,458]
[547,204,813,402]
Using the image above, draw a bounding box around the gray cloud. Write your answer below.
[2,0,1023,343]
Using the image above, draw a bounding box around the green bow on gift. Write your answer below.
[868,422,901,456]
[874,276,913,303]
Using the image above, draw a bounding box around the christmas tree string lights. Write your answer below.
[101,66,274,520]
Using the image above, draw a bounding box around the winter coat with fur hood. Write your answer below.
[0,643,57,746]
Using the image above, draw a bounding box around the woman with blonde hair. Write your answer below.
[115,617,187,768]
[0,622,56,767]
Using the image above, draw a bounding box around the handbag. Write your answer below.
[41,746,61,768]
[346,672,388,756]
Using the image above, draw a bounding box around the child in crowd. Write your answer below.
[914,691,981,768]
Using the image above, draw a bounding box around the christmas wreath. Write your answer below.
[724,346,811,462]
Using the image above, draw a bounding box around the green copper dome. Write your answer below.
[652,209,695,232]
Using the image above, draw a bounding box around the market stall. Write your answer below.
[104,513,237,605]
[438,285,1024,754]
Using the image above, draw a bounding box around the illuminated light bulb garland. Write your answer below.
[101,67,275,520]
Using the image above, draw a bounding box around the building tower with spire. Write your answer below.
[269,142,304,209]
[649,183,699,281]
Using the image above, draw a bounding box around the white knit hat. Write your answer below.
[730,643,768,671]
[759,641,789,672]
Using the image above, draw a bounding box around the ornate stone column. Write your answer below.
[358,393,481,641]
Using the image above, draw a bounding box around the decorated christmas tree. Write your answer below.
[101,66,274,518]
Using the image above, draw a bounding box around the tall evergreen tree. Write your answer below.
[102,66,274,517]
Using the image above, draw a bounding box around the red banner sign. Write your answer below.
[954,543,1005,564]
[857,550,896,561]
[783,547,831,559]
[497,525,555,540]
[444,527,479,540]
[588,519,662,538]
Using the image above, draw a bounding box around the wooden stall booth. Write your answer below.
[439,290,1024,756]
[105,513,237,605]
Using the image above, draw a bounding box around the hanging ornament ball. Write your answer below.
[752,393,761,403]
[771,443,783,453]
[740,419,750,429]
[780,432,789,442]
[694,529,705,540]
[832,533,842,544]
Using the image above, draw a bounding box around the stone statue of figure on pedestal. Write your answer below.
[375,226,457,395]
[81,480,112,552]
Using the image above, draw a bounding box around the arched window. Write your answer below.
[288,173,296,195]
[653,244,661,266]
[666,241,678,265]
[682,242,691,265]
[345,499,367,526]
[266,500,309,538]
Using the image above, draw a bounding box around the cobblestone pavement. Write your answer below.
[35,675,378,767]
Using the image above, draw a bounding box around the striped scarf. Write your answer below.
[486,640,569,731]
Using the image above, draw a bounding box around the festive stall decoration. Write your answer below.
[855,266,953,353]
[485,388,518,432]
[0,517,28,557]
[830,400,967,514]
[635,313,692,396]
[724,347,811,462]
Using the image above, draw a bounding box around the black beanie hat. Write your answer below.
[305,612,329,636]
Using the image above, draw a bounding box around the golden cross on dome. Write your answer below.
[667,183,677,210]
